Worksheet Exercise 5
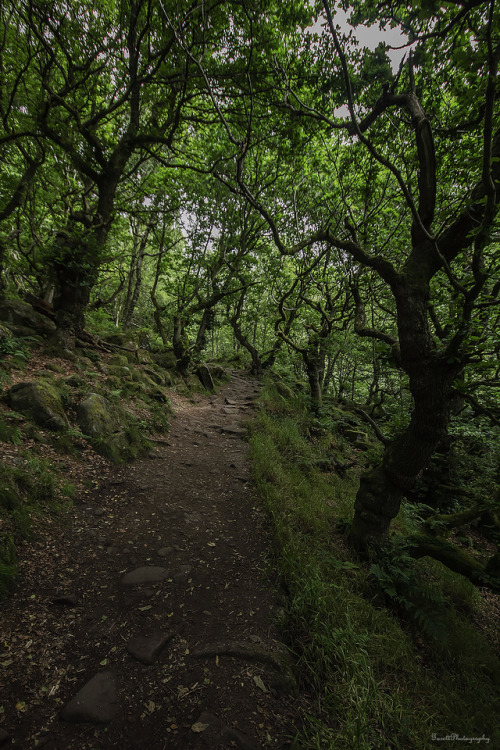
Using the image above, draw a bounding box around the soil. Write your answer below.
[0,371,303,749]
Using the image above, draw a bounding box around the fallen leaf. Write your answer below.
[253,675,267,693]
[191,722,209,733]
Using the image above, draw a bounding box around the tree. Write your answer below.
[196,0,500,563]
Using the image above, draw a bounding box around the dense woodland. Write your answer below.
[1,0,500,746]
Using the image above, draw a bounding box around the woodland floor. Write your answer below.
[0,371,304,750]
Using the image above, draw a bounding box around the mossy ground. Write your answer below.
[249,380,500,749]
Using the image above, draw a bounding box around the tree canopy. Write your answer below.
[1,0,499,579]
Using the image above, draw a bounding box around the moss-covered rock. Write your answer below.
[107,364,132,379]
[109,354,129,367]
[143,367,164,386]
[105,375,122,390]
[76,392,148,462]
[64,374,85,389]
[77,393,124,437]
[6,380,69,431]
[125,348,152,365]
[344,428,372,450]
[0,299,56,337]
[146,386,168,403]
[183,374,205,393]
[151,350,177,370]
[102,332,128,346]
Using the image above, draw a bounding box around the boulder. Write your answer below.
[76,393,136,461]
[195,364,215,392]
[207,363,228,381]
[128,348,152,365]
[102,332,128,346]
[147,386,168,403]
[0,299,56,336]
[143,367,164,386]
[77,393,124,437]
[107,364,132,380]
[151,349,177,370]
[6,380,68,431]
[109,354,129,367]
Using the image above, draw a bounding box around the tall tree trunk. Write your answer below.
[51,234,100,350]
[0,238,7,302]
[349,281,461,551]
[122,223,152,329]
[194,308,214,356]
[173,315,191,375]
[51,175,119,349]
[304,353,323,412]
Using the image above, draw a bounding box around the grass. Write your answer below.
[250,380,500,749]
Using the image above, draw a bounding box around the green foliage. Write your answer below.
[368,539,448,643]
[250,380,500,749]
[0,335,31,360]
[0,456,74,539]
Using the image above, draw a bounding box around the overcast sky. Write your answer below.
[310,6,409,72]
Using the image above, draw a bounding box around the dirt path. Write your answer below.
[0,372,301,749]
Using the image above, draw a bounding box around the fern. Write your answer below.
[369,538,448,643]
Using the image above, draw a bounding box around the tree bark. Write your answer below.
[122,222,152,329]
[349,277,462,552]
[172,315,191,375]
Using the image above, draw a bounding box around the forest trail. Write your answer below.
[0,372,301,750]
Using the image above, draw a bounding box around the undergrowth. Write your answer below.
[250,379,500,749]
[0,455,75,595]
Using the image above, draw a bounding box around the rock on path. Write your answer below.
[60,672,119,724]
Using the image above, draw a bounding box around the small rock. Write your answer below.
[60,671,119,724]
[222,425,246,437]
[172,565,192,582]
[51,594,78,607]
[157,547,172,558]
[220,727,260,750]
[94,507,105,517]
[0,728,11,747]
[195,711,217,726]
[121,566,169,585]
[126,632,174,665]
